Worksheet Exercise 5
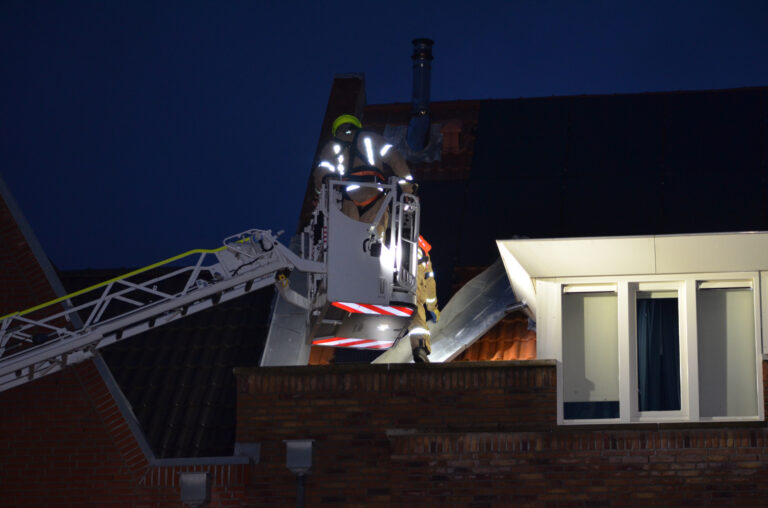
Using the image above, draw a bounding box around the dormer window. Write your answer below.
[498,234,766,425]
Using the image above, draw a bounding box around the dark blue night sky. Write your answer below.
[2,1,767,269]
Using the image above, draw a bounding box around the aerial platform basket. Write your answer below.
[302,177,420,350]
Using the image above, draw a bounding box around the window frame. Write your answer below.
[561,287,620,421]
[631,281,687,422]
[538,272,764,425]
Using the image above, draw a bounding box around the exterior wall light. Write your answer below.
[285,439,314,474]
[285,439,315,508]
[179,471,211,508]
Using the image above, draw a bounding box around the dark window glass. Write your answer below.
[637,297,681,411]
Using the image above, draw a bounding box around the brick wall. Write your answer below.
[237,360,768,507]
[390,429,768,506]
[3,349,768,506]
[236,361,556,506]
[0,360,249,507]
[0,195,58,317]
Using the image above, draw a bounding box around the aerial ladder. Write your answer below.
[0,177,420,392]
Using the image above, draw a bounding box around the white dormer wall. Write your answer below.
[497,233,768,425]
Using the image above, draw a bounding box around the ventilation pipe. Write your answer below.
[406,38,434,151]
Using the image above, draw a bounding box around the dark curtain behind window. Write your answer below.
[637,298,681,411]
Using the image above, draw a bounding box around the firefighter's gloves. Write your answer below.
[425,306,440,323]
[412,346,430,363]
[363,236,382,257]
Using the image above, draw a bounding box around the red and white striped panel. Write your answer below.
[332,301,413,317]
[312,337,394,350]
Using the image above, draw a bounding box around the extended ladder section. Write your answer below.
[0,229,323,392]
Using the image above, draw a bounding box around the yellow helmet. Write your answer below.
[332,114,362,136]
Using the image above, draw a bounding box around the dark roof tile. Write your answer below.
[60,269,273,458]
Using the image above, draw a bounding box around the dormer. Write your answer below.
[498,233,768,425]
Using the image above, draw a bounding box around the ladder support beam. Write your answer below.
[0,229,323,392]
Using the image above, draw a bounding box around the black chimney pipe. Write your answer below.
[406,38,434,151]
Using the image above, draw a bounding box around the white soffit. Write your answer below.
[497,236,656,278]
[654,233,768,273]
[497,232,768,279]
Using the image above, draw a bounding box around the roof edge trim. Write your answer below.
[497,231,768,279]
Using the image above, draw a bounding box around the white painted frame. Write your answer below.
[537,272,764,426]
[631,280,687,423]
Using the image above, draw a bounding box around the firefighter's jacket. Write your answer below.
[409,249,439,353]
[314,129,414,213]
[416,252,439,325]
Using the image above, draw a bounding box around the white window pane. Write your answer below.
[562,293,619,419]
[698,288,757,417]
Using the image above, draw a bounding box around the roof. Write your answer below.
[375,87,768,305]
[459,87,768,268]
[453,312,536,362]
[58,269,275,458]
[364,100,481,181]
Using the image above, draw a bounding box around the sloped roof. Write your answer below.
[363,87,768,305]
[460,87,768,268]
[364,100,480,181]
[59,269,274,458]
[453,312,536,362]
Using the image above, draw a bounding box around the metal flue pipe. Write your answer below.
[406,38,434,151]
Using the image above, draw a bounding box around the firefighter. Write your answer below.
[313,114,415,239]
[409,235,440,363]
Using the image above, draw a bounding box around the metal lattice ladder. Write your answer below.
[0,229,323,392]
